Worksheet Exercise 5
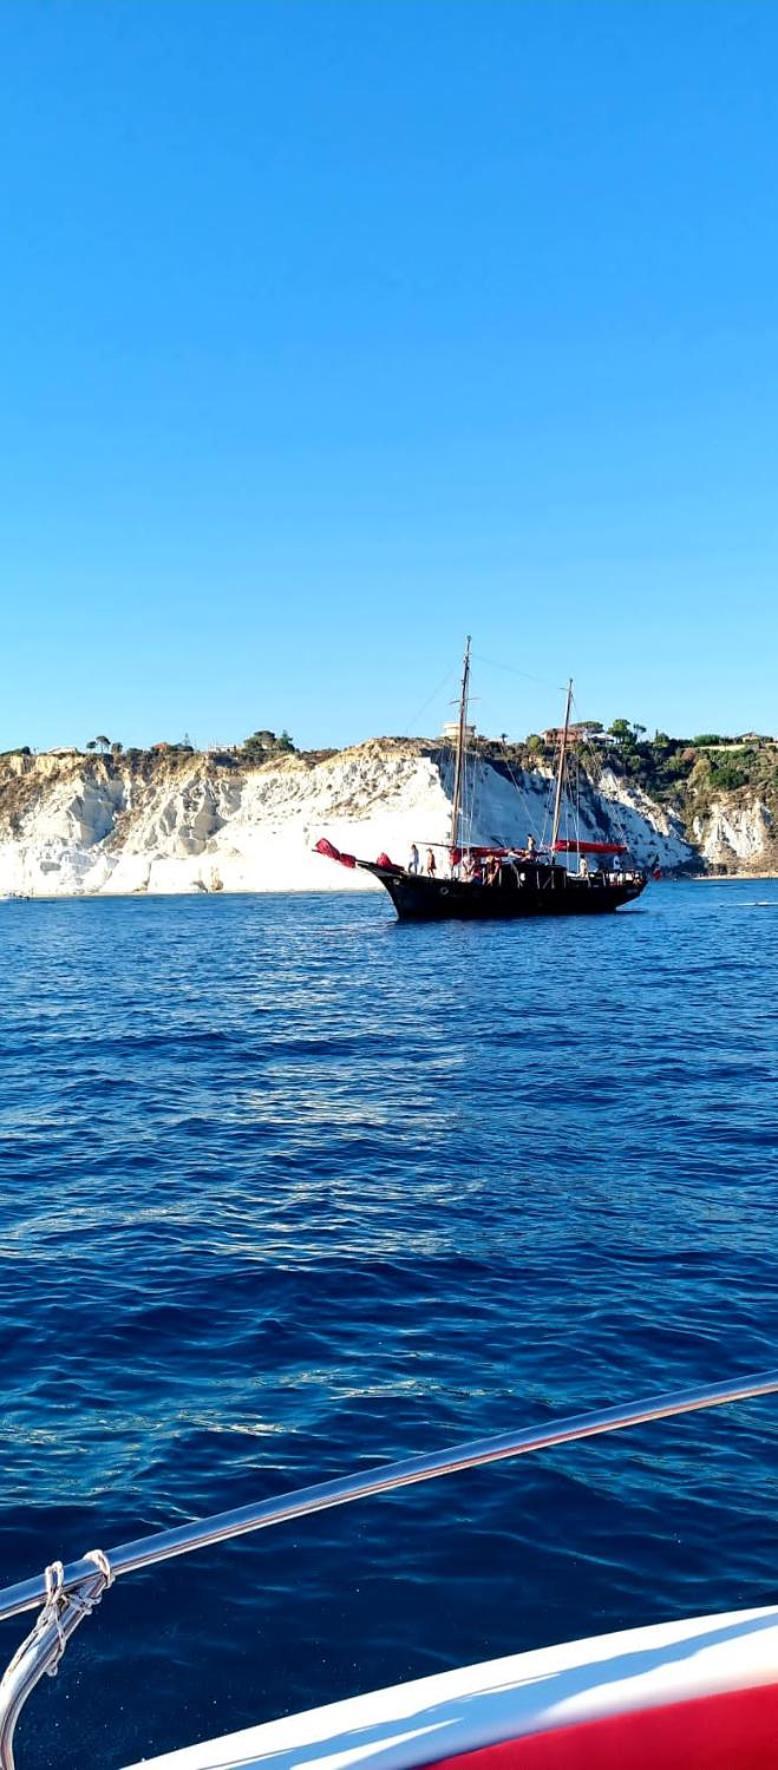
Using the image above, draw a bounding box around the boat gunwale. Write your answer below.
[1,1370,776,1624]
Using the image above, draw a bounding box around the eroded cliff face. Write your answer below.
[0,740,769,897]
[692,798,777,871]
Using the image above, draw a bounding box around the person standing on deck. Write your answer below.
[408,843,420,875]
[425,848,437,877]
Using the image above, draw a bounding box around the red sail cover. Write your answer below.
[553,839,627,855]
[314,837,356,869]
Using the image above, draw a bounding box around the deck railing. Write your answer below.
[1,1369,777,1768]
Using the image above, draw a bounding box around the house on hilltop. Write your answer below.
[440,720,477,743]
[541,722,604,745]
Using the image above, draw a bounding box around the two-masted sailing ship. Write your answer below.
[316,640,647,921]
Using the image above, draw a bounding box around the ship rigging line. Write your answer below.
[471,652,569,696]
[401,665,459,740]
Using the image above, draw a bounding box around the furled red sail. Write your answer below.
[314,837,356,869]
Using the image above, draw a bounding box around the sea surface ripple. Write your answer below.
[2,882,778,1768]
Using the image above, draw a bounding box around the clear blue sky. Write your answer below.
[2,0,777,751]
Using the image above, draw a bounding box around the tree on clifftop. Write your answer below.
[609,719,647,744]
[242,730,273,757]
[242,728,296,758]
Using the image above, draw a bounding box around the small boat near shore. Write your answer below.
[316,642,647,921]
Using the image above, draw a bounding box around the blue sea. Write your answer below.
[2,881,778,1769]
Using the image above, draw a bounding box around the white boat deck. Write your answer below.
[121,1605,778,1770]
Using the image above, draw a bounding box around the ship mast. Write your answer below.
[450,635,471,850]
[550,677,573,853]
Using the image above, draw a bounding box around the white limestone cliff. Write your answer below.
[692,797,774,869]
[0,739,768,898]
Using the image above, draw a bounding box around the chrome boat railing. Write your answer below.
[1,1369,777,1769]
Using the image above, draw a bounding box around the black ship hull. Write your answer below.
[359,861,646,922]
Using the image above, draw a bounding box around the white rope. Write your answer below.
[42,1563,63,1603]
[0,1553,114,1694]
[42,1563,66,1666]
[84,1548,114,1588]
[2,1565,66,1686]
